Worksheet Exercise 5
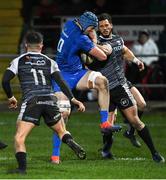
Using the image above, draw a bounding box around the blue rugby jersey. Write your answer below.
[56,20,95,73]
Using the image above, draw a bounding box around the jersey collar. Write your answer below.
[99,35,112,41]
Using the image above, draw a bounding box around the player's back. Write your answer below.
[56,20,88,73]
[11,52,58,101]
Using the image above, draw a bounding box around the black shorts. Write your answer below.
[109,83,136,112]
[17,95,61,126]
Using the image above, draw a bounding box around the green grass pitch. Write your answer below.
[0,111,166,178]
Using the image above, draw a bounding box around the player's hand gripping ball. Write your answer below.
[81,53,95,65]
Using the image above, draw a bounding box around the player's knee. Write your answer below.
[88,71,106,89]
[95,76,108,91]
[57,100,71,117]
[62,111,70,122]
[138,101,146,111]
[130,118,145,131]
[14,134,25,145]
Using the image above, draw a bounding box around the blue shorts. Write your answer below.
[52,69,88,92]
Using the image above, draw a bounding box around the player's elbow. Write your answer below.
[1,79,9,92]
[1,78,7,87]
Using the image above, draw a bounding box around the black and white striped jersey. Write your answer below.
[7,52,59,101]
[87,34,127,90]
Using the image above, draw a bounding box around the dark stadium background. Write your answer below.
[0,0,166,178]
[0,0,166,103]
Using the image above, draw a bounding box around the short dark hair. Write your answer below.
[25,31,43,44]
[98,13,112,23]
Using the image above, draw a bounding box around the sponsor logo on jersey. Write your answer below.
[116,40,121,45]
[113,45,123,52]
[25,60,46,66]
[36,100,55,106]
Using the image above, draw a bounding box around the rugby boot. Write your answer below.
[152,152,165,163]
[123,130,141,148]
[100,121,122,134]
[0,141,8,149]
[101,151,115,159]
[50,156,60,164]
[66,139,86,160]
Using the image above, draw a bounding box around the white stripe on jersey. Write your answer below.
[7,52,60,75]
[122,83,136,105]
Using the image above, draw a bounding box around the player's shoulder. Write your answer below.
[112,34,123,41]
[112,34,124,45]
[64,19,78,33]
[12,52,28,63]
[64,19,74,27]
[76,34,92,46]
[39,53,56,64]
[80,34,90,40]
[39,53,51,59]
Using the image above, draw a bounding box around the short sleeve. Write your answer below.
[7,57,19,74]
[50,59,60,74]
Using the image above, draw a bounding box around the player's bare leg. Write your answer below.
[51,93,70,164]
[101,110,118,159]
[77,71,121,132]
[122,105,165,163]
[51,118,86,160]
[123,87,146,147]
[8,121,35,174]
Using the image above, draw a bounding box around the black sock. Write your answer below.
[15,152,26,171]
[62,133,73,144]
[102,132,113,153]
[62,133,84,157]
[137,126,157,155]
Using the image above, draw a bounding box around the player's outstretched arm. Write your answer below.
[123,45,144,71]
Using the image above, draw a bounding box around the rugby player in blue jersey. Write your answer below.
[51,11,121,164]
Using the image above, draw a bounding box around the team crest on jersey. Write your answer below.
[120,98,129,107]
[116,40,121,45]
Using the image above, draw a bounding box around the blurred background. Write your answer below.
[0,0,166,110]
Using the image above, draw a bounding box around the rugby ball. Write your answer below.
[80,53,95,65]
